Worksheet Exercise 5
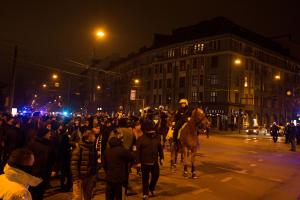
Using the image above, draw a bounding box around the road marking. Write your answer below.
[248,150,257,154]
[217,167,248,175]
[236,169,248,174]
[192,188,213,195]
[221,177,233,182]
[250,164,257,167]
[267,178,283,183]
[258,159,264,162]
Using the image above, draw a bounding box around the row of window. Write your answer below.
[152,91,218,104]
[153,74,220,90]
[167,40,221,59]
[152,56,215,75]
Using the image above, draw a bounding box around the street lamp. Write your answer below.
[42,83,47,88]
[234,58,242,65]
[96,31,105,38]
[96,85,101,90]
[134,79,140,84]
[287,90,292,96]
[52,74,58,79]
[274,74,281,80]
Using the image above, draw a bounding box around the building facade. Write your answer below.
[99,17,300,129]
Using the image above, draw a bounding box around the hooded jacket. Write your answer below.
[103,137,134,183]
[0,164,42,200]
[136,131,164,165]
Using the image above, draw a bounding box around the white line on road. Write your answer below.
[267,178,283,183]
[217,167,248,175]
[250,164,257,167]
[248,150,257,154]
[258,159,264,162]
[192,188,213,195]
[221,177,233,182]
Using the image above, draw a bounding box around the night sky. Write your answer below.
[0,0,299,83]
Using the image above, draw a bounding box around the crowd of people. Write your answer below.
[270,122,300,151]
[1,98,299,200]
[0,105,169,200]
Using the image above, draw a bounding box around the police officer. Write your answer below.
[171,99,192,167]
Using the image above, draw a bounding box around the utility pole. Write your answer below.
[9,45,18,112]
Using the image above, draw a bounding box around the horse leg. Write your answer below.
[183,146,188,177]
[170,139,177,169]
[191,147,197,179]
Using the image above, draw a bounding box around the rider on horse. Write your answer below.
[174,99,192,143]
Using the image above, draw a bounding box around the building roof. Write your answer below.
[152,16,291,57]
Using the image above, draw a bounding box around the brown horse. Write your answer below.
[178,107,210,178]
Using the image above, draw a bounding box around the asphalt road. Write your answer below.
[45,134,300,200]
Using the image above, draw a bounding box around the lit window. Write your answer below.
[210,91,217,102]
[192,92,198,102]
[194,43,204,52]
[210,75,218,85]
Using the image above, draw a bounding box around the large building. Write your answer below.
[98,17,300,130]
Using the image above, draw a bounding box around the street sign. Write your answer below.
[130,90,136,100]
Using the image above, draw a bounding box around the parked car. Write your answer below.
[245,127,268,135]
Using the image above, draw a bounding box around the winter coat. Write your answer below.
[57,132,72,165]
[270,125,279,136]
[0,164,42,200]
[136,132,164,165]
[3,125,23,156]
[71,140,98,180]
[288,125,297,140]
[103,137,134,183]
[27,137,56,181]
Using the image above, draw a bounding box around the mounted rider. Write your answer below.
[173,99,192,143]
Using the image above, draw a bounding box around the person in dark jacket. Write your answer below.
[137,116,164,200]
[57,125,72,191]
[28,128,56,200]
[2,117,23,168]
[289,123,297,152]
[270,122,279,143]
[71,130,97,200]
[103,136,134,200]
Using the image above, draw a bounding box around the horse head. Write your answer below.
[192,108,210,130]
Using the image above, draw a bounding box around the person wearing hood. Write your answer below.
[103,136,134,200]
[71,129,97,200]
[27,128,56,200]
[137,110,164,200]
[0,148,42,200]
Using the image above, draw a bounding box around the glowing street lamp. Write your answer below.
[95,30,105,39]
[42,83,47,88]
[234,58,242,65]
[287,90,292,96]
[96,85,101,90]
[134,79,140,84]
[52,74,58,79]
[274,75,281,80]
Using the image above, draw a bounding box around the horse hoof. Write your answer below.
[192,173,198,179]
[183,171,188,178]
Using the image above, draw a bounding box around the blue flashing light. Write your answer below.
[63,111,68,116]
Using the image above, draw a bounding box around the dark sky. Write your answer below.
[0,0,299,82]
